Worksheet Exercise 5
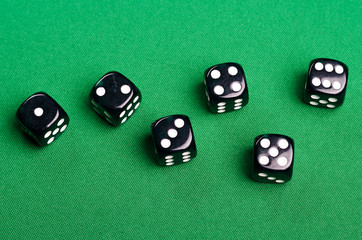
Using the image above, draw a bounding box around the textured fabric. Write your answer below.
[0,1,361,239]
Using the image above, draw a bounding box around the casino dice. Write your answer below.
[90,71,142,126]
[252,134,294,184]
[151,115,197,166]
[304,58,348,108]
[16,92,69,146]
[204,62,249,113]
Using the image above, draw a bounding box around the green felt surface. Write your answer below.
[0,1,361,239]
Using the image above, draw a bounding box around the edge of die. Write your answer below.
[309,58,349,76]
[150,114,191,130]
[254,134,294,147]
[16,91,69,121]
[204,62,244,80]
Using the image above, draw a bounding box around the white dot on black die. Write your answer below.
[269,147,279,157]
[258,156,269,165]
[235,99,243,103]
[234,106,242,110]
[322,79,331,88]
[174,118,185,128]
[327,104,335,108]
[214,85,224,95]
[160,139,171,148]
[127,103,133,110]
[277,157,288,167]
[121,117,127,124]
[133,96,139,103]
[96,87,106,96]
[335,65,344,74]
[166,162,174,166]
[314,62,323,70]
[120,85,131,94]
[309,101,318,105]
[260,138,271,148]
[134,102,140,109]
[218,110,226,113]
[119,111,126,118]
[332,81,341,90]
[319,100,328,104]
[275,180,285,183]
[60,125,67,132]
[311,77,321,87]
[267,177,276,180]
[278,139,289,149]
[165,155,173,160]
[325,63,333,72]
[328,98,337,102]
[128,110,134,117]
[182,152,191,156]
[52,128,59,135]
[211,70,221,79]
[258,173,268,177]
[168,129,178,138]
[218,102,226,106]
[44,131,52,139]
[231,81,242,92]
[166,159,174,163]
[228,66,238,76]
[311,95,320,99]
[34,107,44,117]
[57,119,64,126]
[47,137,55,144]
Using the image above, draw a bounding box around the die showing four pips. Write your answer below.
[16,58,348,183]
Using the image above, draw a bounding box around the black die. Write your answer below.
[304,58,348,108]
[151,115,197,166]
[204,62,249,113]
[252,134,294,184]
[90,71,142,126]
[16,92,70,147]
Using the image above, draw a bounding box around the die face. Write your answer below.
[151,115,197,166]
[252,134,294,183]
[304,58,348,108]
[90,71,142,126]
[204,62,249,113]
[16,92,69,146]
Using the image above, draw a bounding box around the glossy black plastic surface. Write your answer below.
[304,58,348,108]
[90,71,142,126]
[151,115,197,166]
[252,134,294,183]
[204,62,249,113]
[16,92,69,146]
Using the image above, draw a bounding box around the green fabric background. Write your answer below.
[0,0,361,239]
